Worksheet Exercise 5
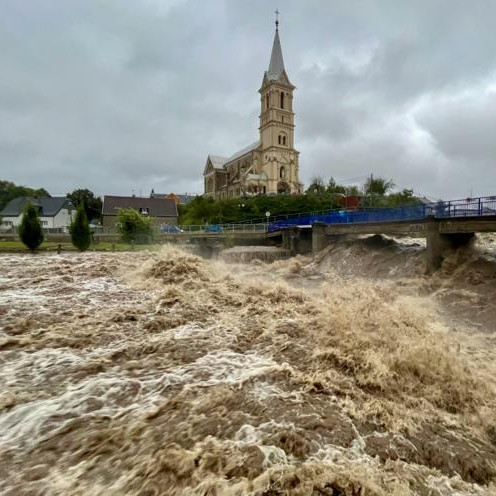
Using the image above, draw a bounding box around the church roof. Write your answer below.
[268,28,285,81]
[226,140,260,163]
[208,155,229,169]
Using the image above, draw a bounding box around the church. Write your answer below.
[203,18,302,199]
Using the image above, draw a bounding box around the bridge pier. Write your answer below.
[426,221,443,273]
[426,220,475,273]
[281,227,312,256]
[312,223,331,253]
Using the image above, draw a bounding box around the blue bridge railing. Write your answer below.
[266,196,496,233]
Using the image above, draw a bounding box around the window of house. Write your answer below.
[139,207,149,215]
[41,220,48,226]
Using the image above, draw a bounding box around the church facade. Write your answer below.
[203,21,302,199]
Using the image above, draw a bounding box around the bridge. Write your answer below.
[165,196,496,273]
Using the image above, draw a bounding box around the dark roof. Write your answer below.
[177,194,197,204]
[1,197,72,217]
[102,196,178,217]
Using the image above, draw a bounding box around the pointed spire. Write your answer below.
[267,13,285,81]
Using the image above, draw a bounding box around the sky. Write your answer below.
[1,0,495,200]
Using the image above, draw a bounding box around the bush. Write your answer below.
[117,208,155,244]
[70,204,91,251]
[19,203,44,251]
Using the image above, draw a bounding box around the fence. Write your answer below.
[2,196,495,237]
[265,196,496,233]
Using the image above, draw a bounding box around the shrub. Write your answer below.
[117,208,155,244]
[19,203,44,251]
[70,204,91,251]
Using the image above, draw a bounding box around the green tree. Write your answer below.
[327,177,347,194]
[363,175,395,195]
[0,180,50,211]
[117,208,155,243]
[66,188,102,222]
[70,204,91,251]
[19,203,44,251]
[386,188,420,207]
[306,176,326,194]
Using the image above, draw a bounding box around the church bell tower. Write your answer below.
[258,12,300,194]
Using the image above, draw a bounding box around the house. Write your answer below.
[102,195,178,228]
[150,190,197,205]
[0,197,74,229]
[204,18,303,199]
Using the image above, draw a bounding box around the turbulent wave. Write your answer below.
[1,242,496,495]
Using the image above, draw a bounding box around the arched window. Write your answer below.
[283,136,287,145]
[278,135,281,145]
[266,94,269,110]
[280,92,284,109]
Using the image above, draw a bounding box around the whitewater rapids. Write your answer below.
[1,239,496,495]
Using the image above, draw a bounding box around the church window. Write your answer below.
[281,116,284,123]
[266,94,269,110]
[278,135,281,145]
[283,136,287,145]
[280,92,284,109]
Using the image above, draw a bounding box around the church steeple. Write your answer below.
[258,12,298,193]
[268,25,285,81]
[264,12,293,87]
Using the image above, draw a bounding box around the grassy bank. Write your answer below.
[0,241,162,253]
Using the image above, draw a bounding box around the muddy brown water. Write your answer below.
[1,238,496,495]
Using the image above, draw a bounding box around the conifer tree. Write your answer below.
[70,204,91,251]
[19,203,44,251]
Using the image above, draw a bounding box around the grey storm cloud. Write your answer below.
[1,0,495,199]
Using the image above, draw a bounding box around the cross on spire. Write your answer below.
[275,8,279,29]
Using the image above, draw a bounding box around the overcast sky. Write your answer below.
[1,0,495,199]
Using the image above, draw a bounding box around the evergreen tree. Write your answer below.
[19,203,44,251]
[66,188,102,222]
[70,204,91,251]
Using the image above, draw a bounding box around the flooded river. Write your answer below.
[1,238,496,495]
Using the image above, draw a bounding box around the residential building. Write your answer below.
[102,195,178,228]
[0,197,74,229]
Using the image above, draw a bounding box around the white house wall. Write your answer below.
[52,209,73,228]
[1,209,73,228]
